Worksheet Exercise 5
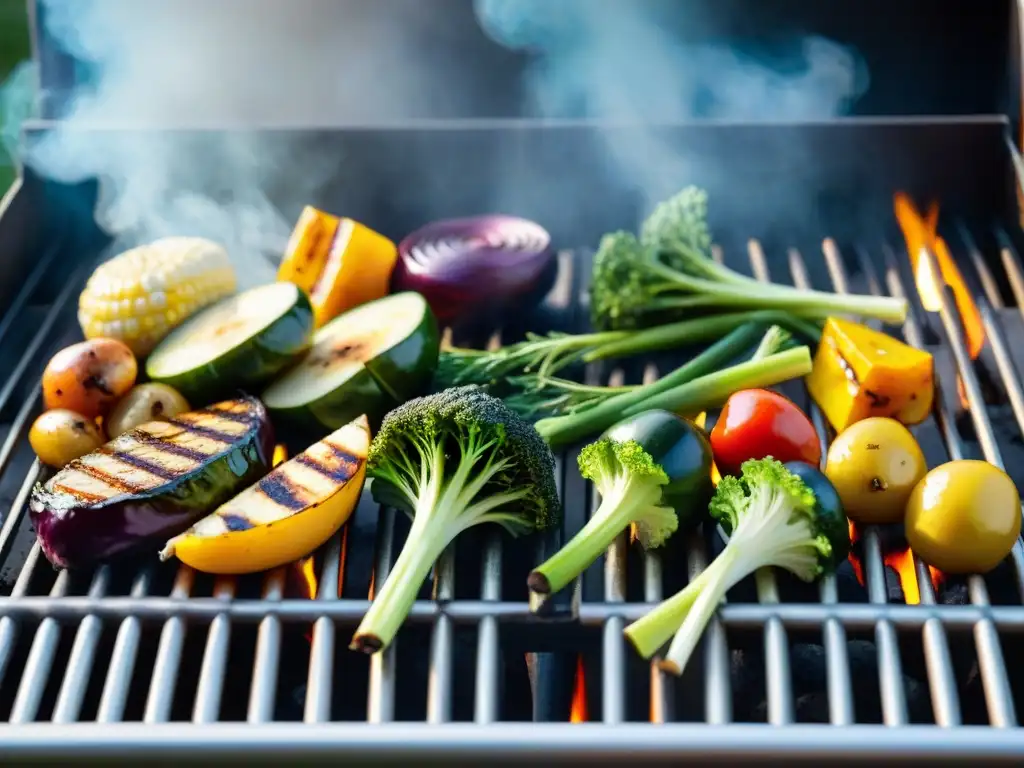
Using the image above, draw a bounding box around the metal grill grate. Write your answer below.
[3,220,1024,763]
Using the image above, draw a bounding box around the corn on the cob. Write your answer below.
[78,237,238,357]
[278,205,397,328]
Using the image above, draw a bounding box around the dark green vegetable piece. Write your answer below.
[351,385,560,654]
[624,457,849,675]
[528,409,713,600]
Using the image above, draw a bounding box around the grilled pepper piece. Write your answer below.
[805,317,934,432]
[78,237,238,357]
[29,396,274,569]
[278,205,398,328]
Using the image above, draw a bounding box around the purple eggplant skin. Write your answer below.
[29,396,275,570]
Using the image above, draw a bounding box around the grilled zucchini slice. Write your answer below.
[29,396,275,569]
[146,282,314,403]
[262,292,439,430]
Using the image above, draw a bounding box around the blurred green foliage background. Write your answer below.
[0,0,30,192]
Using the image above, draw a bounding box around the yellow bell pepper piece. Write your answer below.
[806,317,934,432]
[278,206,398,328]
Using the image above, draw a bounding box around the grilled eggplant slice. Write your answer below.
[29,396,274,569]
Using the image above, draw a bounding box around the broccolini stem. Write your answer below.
[623,555,721,658]
[529,482,663,597]
[657,546,746,675]
[622,347,812,417]
[350,513,453,653]
[584,310,820,362]
[648,288,907,326]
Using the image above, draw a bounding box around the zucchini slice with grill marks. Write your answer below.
[262,291,439,431]
[146,282,314,402]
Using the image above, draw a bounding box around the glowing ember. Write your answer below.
[569,654,588,723]
[893,193,985,359]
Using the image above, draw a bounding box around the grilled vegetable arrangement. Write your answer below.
[278,205,398,328]
[29,397,274,569]
[162,414,370,574]
[78,237,237,357]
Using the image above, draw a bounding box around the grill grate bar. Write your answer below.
[247,569,286,723]
[911,248,1019,727]
[697,245,733,726]
[788,246,855,726]
[96,568,154,723]
[143,566,195,723]
[640,362,675,725]
[473,529,502,724]
[746,241,794,726]
[426,548,455,724]
[6,591,1024,626]
[857,245,963,726]
[0,269,84,419]
[9,568,70,723]
[192,579,236,723]
[366,507,398,724]
[304,532,343,724]
[823,241,912,727]
[0,248,57,352]
[51,567,111,723]
[473,330,506,725]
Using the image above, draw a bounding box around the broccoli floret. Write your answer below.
[350,385,560,653]
[624,458,849,675]
[528,409,713,600]
[588,187,907,331]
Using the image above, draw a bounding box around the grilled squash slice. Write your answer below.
[161,415,370,574]
[29,396,274,569]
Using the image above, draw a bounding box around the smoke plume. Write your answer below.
[2,0,868,282]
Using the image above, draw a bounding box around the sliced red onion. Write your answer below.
[394,215,554,323]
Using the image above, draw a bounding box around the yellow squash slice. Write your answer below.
[805,317,934,433]
[278,205,398,328]
[160,415,370,574]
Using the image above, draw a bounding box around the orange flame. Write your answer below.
[893,193,985,359]
[569,654,588,723]
[847,522,941,605]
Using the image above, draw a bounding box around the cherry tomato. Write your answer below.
[710,388,821,477]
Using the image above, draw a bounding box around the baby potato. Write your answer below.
[106,383,190,438]
[29,409,104,468]
[42,338,138,418]
[824,417,927,524]
[906,460,1021,574]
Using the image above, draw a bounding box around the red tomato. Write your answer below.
[710,389,821,477]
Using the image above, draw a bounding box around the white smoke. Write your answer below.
[4,0,869,282]
[474,0,869,206]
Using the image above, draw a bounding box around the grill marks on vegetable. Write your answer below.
[189,423,369,538]
[48,404,257,504]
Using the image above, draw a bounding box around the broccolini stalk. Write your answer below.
[623,459,848,674]
[528,410,713,600]
[351,386,560,653]
[535,335,812,449]
[589,187,908,331]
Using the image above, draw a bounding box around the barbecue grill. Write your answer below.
[4,0,1024,764]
